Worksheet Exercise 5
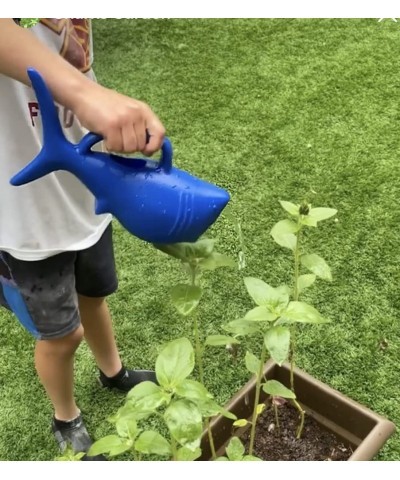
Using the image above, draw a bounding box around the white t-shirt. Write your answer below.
[0,19,112,261]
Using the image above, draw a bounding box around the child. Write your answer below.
[0,18,165,460]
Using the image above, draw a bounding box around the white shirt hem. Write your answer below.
[0,215,113,261]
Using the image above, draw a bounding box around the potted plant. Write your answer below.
[86,201,395,461]
[200,200,396,461]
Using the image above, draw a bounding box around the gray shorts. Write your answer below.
[0,223,118,340]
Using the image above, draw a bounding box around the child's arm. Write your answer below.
[0,18,165,155]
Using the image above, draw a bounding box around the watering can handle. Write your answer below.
[79,131,173,173]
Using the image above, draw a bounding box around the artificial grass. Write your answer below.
[0,18,400,461]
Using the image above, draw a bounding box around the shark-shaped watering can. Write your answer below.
[10,69,230,244]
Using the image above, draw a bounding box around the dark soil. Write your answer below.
[241,402,353,461]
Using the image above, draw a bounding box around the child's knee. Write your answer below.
[65,324,84,348]
[38,324,84,356]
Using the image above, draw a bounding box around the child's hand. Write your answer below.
[71,83,165,156]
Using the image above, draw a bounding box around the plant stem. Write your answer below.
[249,344,267,456]
[190,264,197,287]
[274,403,280,433]
[193,313,204,383]
[293,226,302,302]
[171,437,178,461]
[190,265,217,460]
[292,399,305,439]
[290,224,302,390]
[206,419,217,460]
[132,448,139,461]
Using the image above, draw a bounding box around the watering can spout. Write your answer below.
[10,68,231,244]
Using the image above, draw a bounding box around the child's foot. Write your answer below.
[99,366,157,392]
[52,413,107,461]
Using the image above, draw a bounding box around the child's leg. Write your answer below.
[0,248,101,457]
[0,249,84,419]
[35,325,83,421]
[78,295,121,377]
[75,224,156,390]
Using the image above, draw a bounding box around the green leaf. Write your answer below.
[116,417,138,440]
[205,335,240,346]
[270,220,298,251]
[256,404,266,415]
[243,455,263,461]
[301,216,318,227]
[276,284,292,296]
[264,326,290,366]
[199,252,236,271]
[164,399,203,449]
[273,232,297,251]
[244,277,289,310]
[153,243,189,261]
[283,301,330,324]
[154,239,215,262]
[56,449,86,461]
[244,306,277,322]
[175,379,213,402]
[245,351,261,374]
[127,380,160,401]
[309,207,337,223]
[88,435,131,457]
[176,446,202,461]
[244,277,273,306]
[219,409,238,420]
[156,338,195,389]
[20,18,40,28]
[297,274,316,294]
[226,437,245,461]
[216,456,229,461]
[126,381,169,412]
[134,431,172,456]
[187,238,216,259]
[263,380,296,399]
[233,419,248,427]
[279,200,300,217]
[301,254,332,281]
[171,284,202,316]
[223,319,261,336]
[197,399,237,420]
[112,401,151,423]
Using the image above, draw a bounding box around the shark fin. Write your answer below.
[10,149,56,186]
[10,68,75,187]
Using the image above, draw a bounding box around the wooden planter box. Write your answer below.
[200,360,396,461]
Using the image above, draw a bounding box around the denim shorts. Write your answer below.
[0,223,118,340]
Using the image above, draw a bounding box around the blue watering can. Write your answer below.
[10,69,230,244]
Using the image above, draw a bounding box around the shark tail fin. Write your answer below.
[10,68,75,186]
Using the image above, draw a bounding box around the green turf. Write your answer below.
[1,18,400,461]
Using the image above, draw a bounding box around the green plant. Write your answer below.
[155,238,236,458]
[88,337,235,460]
[216,437,261,461]
[19,18,40,28]
[155,238,236,382]
[221,200,337,455]
[55,446,85,461]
